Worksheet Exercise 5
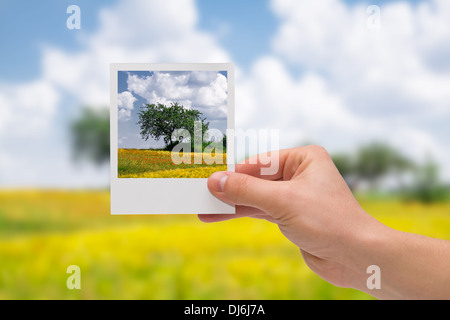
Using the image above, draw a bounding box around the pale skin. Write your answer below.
[198,145,450,300]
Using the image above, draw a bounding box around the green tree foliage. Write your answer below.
[331,142,449,202]
[331,153,356,189]
[353,142,413,189]
[70,107,110,165]
[137,102,209,149]
[221,134,227,153]
[331,153,354,179]
[402,156,449,203]
[330,141,415,192]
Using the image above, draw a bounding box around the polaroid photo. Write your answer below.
[110,63,235,214]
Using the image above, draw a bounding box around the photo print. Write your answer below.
[110,63,235,214]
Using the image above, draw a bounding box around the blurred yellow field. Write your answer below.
[0,190,448,299]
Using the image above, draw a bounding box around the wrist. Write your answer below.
[343,211,401,299]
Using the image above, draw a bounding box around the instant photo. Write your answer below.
[110,63,235,214]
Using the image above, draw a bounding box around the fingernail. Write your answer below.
[209,171,229,192]
[219,173,228,192]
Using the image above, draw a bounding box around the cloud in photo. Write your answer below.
[127,71,228,123]
[118,91,137,121]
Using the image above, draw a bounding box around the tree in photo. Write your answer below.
[137,102,209,149]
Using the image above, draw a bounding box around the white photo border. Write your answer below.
[110,63,235,214]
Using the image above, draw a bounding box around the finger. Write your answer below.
[198,205,266,223]
[235,149,291,181]
[199,206,266,220]
[208,171,284,212]
[197,214,234,223]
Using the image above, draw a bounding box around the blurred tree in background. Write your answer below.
[331,153,356,189]
[332,142,413,191]
[69,110,449,204]
[331,141,449,203]
[70,107,110,165]
[401,155,449,203]
[353,142,414,190]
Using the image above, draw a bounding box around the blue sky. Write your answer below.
[0,1,109,81]
[0,0,449,187]
[1,0,267,80]
[0,0,427,81]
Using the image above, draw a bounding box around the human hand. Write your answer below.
[199,145,450,299]
[199,146,394,296]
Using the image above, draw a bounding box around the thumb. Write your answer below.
[208,171,282,212]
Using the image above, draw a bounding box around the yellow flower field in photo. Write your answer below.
[118,149,227,178]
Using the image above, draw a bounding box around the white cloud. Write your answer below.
[117,91,137,121]
[0,0,230,187]
[0,95,11,135]
[2,0,450,186]
[247,0,450,179]
[127,72,192,106]
[42,0,230,109]
[126,71,228,122]
[0,80,60,137]
[271,0,450,117]
[236,56,362,151]
[196,73,227,108]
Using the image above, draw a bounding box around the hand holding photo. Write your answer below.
[110,63,235,214]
